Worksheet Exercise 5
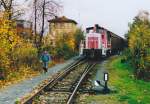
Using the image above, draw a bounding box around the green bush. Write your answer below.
[55,43,76,60]
[12,42,41,70]
[124,14,150,80]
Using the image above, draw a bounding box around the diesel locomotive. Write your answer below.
[80,24,125,59]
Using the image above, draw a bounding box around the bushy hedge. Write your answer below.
[123,14,150,80]
[0,17,41,79]
[12,42,41,70]
[42,28,84,61]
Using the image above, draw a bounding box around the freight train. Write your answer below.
[80,24,125,59]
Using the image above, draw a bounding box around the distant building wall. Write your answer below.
[16,20,33,41]
[48,16,77,46]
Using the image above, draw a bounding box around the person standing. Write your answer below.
[40,51,51,73]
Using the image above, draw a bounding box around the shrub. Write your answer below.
[125,11,150,80]
[12,42,40,69]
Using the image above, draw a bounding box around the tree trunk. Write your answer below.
[34,0,37,46]
[39,0,45,47]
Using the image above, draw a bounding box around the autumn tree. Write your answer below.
[0,0,13,19]
[0,12,40,79]
[0,13,21,76]
[74,28,84,51]
[126,10,150,79]
[43,28,84,60]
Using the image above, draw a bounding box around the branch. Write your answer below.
[44,11,56,16]
[8,0,13,10]
[45,0,61,7]
[1,0,7,9]
[12,10,25,19]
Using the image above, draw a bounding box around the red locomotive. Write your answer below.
[80,24,125,59]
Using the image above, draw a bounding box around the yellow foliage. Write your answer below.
[0,66,39,89]
[0,12,39,78]
[55,32,76,50]
[128,19,150,70]
[0,15,22,69]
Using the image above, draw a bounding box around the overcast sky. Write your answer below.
[61,0,150,37]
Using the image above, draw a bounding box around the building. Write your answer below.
[47,16,77,46]
[16,20,33,41]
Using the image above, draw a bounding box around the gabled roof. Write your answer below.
[48,16,77,24]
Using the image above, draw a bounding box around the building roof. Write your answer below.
[48,16,77,24]
[16,20,32,24]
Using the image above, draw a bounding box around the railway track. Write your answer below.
[19,57,96,104]
[19,57,84,104]
[67,63,96,104]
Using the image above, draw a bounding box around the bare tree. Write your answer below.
[0,0,13,19]
[30,0,62,49]
[0,0,62,49]
[34,0,37,45]
[0,0,25,20]
[39,0,45,47]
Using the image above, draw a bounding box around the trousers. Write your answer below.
[43,62,48,69]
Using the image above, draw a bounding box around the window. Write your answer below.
[102,35,104,39]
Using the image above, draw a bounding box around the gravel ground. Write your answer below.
[91,60,109,91]
[0,57,77,104]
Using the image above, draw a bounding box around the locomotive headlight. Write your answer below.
[104,73,109,81]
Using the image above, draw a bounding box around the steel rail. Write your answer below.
[20,57,86,104]
[67,63,96,104]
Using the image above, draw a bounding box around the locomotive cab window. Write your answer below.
[102,34,104,39]
[96,29,100,33]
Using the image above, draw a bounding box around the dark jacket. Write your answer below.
[41,53,51,62]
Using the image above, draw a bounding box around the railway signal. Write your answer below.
[94,72,110,94]
[104,72,109,81]
[103,72,110,94]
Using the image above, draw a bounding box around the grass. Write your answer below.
[82,56,150,104]
[108,56,150,104]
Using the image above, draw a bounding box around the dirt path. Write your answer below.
[0,58,76,104]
